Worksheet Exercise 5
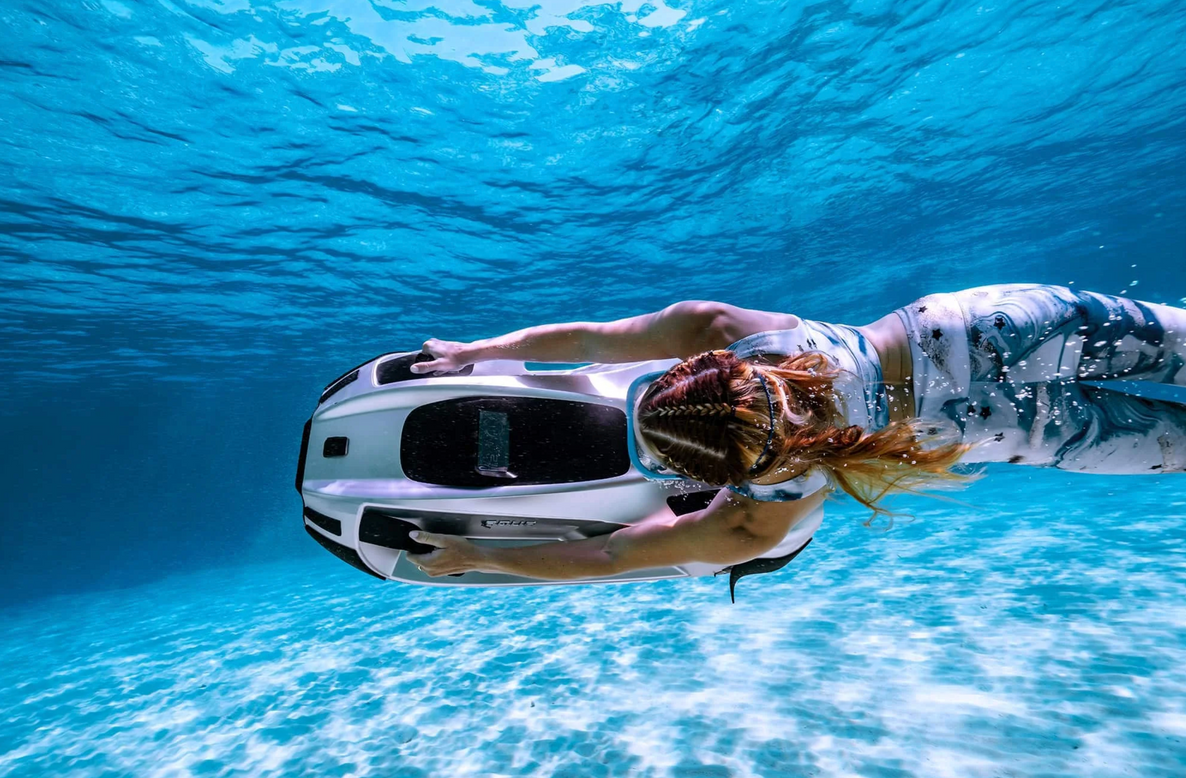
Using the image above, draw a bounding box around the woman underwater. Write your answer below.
[407,284,1186,580]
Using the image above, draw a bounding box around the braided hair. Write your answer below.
[636,350,973,516]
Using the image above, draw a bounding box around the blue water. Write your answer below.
[2,0,1185,774]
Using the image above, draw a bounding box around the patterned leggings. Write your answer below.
[895,284,1186,473]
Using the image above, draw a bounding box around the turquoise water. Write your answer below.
[2,0,1185,774]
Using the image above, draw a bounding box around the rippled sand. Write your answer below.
[4,469,1185,777]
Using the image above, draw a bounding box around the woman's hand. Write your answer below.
[406,531,488,576]
[409,338,473,374]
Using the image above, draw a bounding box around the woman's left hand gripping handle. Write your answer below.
[406,531,487,577]
[410,339,472,375]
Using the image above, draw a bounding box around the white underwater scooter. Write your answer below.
[296,352,821,598]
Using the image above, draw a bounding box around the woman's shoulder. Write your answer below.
[710,305,801,348]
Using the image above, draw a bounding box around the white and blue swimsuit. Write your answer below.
[727,284,1186,503]
[897,284,1186,474]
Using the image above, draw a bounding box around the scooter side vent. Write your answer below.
[304,506,342,536]
[304,523,384,580]
[323,436,349,457]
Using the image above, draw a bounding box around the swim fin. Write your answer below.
[727,538,812,603]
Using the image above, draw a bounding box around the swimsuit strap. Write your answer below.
[749,370,776,475]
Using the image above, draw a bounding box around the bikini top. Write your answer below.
[724,318,889,502]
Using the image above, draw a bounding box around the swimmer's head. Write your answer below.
[634,350,973,517]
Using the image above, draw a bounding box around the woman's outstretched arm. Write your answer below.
[407,490,824,580]
[410,301,801,372]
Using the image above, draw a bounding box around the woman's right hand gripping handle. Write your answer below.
[409,338,475,374]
